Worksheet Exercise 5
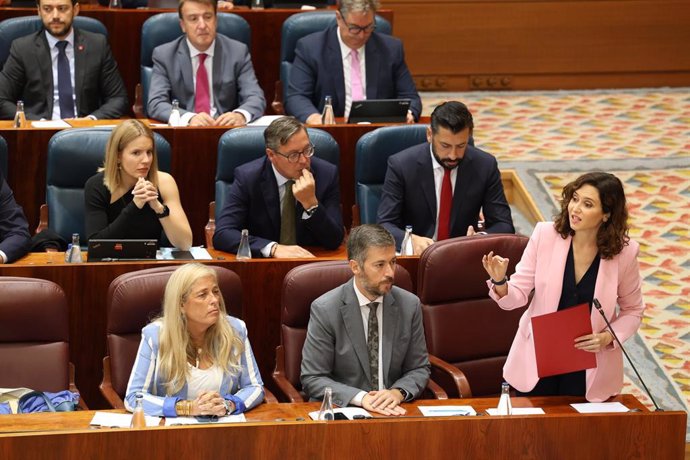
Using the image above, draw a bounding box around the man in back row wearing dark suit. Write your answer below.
[0,0,128,120]
[0,171,31,264]
[286,0,421,124]
[213,116,344,258]
[146,0,265,126]
[377,101,515,254]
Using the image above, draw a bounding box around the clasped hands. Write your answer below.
[189,111,246,127]
[132,176,164,213]
[187,391,231,417]
[361,389,406,416]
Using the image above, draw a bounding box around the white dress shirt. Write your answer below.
[46,29,76,121]
[350,280,384,406]
[336,27,366,120]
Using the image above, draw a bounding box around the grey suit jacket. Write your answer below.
[301,279,430,406]
[0,28,128,120]
[147,35,265,123]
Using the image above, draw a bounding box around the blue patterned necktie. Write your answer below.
[56,41,75,119]
[367,301,379,389]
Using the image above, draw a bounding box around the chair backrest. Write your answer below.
[214,126,340,219]
[46,127,171,243]
[0,134,7,178]
[0,277,70,392]
[140,12,251,117]
[0,16,108,69]
[104,265,243,405]
[278,260,413,400]
[417,234,529,397]
[279,11,391,101]
[354,124,428,224]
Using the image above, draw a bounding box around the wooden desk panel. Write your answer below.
[0,396,685,459]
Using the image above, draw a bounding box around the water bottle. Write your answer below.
[321,95,335,125]
[130,392,146,428]
[251,0,264,9]
[400,225,413,256]
[317,387,334,421]
[67,233,83,264]
[13,100,26,128]
[169,99,181,127]
[496,382,512,415]
[108,0,121,8]
[236,229,252,260]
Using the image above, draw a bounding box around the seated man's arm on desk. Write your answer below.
[476,152,514,234]
[147,46,181,124]
[88,33,128,120]
[0,175,31,263]
[0,42,35,120]
[390,39,422,123]
[285,40,322,124]
[227,43,265,125]
[300,160,344,250]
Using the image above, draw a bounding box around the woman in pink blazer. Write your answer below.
[482,172,645,402]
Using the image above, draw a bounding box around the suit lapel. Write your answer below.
[340,280,372,383]
[364,36,379,99]
[381,291,397,387]
[260,158,281,236]
[73,29,86,116]
[451,148,474,233]
[326,27,346,114]
[35,32,53,115]
[418,147,437,223]
[591,255,619,332]
[178,39,194,110]
[545,233,571,313]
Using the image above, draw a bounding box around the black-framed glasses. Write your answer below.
[273,143,315,163]
[338,12,376,35]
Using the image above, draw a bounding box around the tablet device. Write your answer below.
[347,99,411,124]
[87,239,159,262]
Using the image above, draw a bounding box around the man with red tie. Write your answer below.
[147,0,265,127]
[377,101,514,255]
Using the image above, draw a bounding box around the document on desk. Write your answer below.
[532,303,597,378]
[307,407,372,420]
[165,414,246,425]
[418,406,477,417]
[31,120,71,128]
[486,407,545,416]
[157,247,213,260]
[248,115,284,126]
[570,402,629,413]
[90,411,161,428]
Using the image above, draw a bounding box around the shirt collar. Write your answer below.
[186,39,216,59]
[353,279,384,307]
[271,163,290,188]
[45,28,75,49]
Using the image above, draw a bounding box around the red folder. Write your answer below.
[531,303,597,378]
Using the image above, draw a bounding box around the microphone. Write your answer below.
[593,298,663,411]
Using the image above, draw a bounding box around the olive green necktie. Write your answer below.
[279,180,296,245]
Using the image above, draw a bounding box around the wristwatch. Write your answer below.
[394,387,409,402]
[305,204,319,217]
[223,399,233,415]
[156,204,170,219]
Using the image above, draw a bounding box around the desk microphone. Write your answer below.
[593,298,663,411]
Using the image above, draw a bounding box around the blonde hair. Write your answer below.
[100,120,159,194]
[157,263,243,395]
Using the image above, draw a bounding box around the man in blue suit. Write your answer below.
[0,171,31,263]
[286,0,421,125]
[377,101,515,254]
[213,116,344,258]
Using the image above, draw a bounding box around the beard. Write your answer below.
[431,143,461,170]
[44,19,72,38]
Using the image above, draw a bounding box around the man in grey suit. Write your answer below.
[301,224,430,416]
[147,0,265,127]
[0,0,128,120]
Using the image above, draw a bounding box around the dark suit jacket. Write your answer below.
[301,279,430,406]
[147,35,266,123]
[0,172,31,263]
[285,24,421,122]
[377,142,515,249]
[213,156,344,256]
[0,28,128,120]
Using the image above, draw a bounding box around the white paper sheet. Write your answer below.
[418,405,476,417]
[308,407,372,420]
[570,402,629,413]
[486,407,545,416]
[248,115,284,126]
[90,411,161,428]
[31,120,71,128]
[157,247,213,260]
[165,414,246,425]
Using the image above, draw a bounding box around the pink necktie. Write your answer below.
[194,53,210,114]
[350,49,364,102]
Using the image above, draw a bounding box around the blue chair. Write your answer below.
[0,135,7,179]
[206,126,339,247]
[0,16,108,70]
[354,125,428,225]
[138,13,251,118]
[42,128,171,244]
[273,11,391,114]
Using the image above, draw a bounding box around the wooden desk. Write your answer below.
[0,6,393,113]
[0,248,420,409]
[0,396,685,459]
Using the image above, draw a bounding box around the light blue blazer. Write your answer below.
[125,315,264,417]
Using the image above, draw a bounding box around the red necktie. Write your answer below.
[437,168,452,240]
[194,53,210,114]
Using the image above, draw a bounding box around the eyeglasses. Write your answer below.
[273,143,315,163]
[338,12,376,35]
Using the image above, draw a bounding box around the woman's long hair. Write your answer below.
[156,264,243,394]
[100,119,159,193]
[553,172,630,259]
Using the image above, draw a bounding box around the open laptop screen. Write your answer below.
[347,99,411,124]
[87,239,159,262]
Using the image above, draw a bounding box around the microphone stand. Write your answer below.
[593,298,663,411]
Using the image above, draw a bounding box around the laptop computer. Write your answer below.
[87,239,159,262]
[347,99,411,124]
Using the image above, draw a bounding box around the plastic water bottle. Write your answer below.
[13,100,26,128]
[497,382,512,415]
[67,233,83,264]
[169,99,181,127]
[108,0,121,8]
[130,392,146,428]
[251,0,264,9]
[317,387,334,421]
[400,225,413,256]
[321,96,335,125]
[236,229,252,260]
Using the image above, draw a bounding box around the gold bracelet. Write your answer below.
[175,400,184,416]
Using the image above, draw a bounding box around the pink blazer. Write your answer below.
[488,222,645,402]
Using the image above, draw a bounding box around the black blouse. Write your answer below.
[558,241,601,311]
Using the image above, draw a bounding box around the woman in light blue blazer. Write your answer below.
[125,263,264,417]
